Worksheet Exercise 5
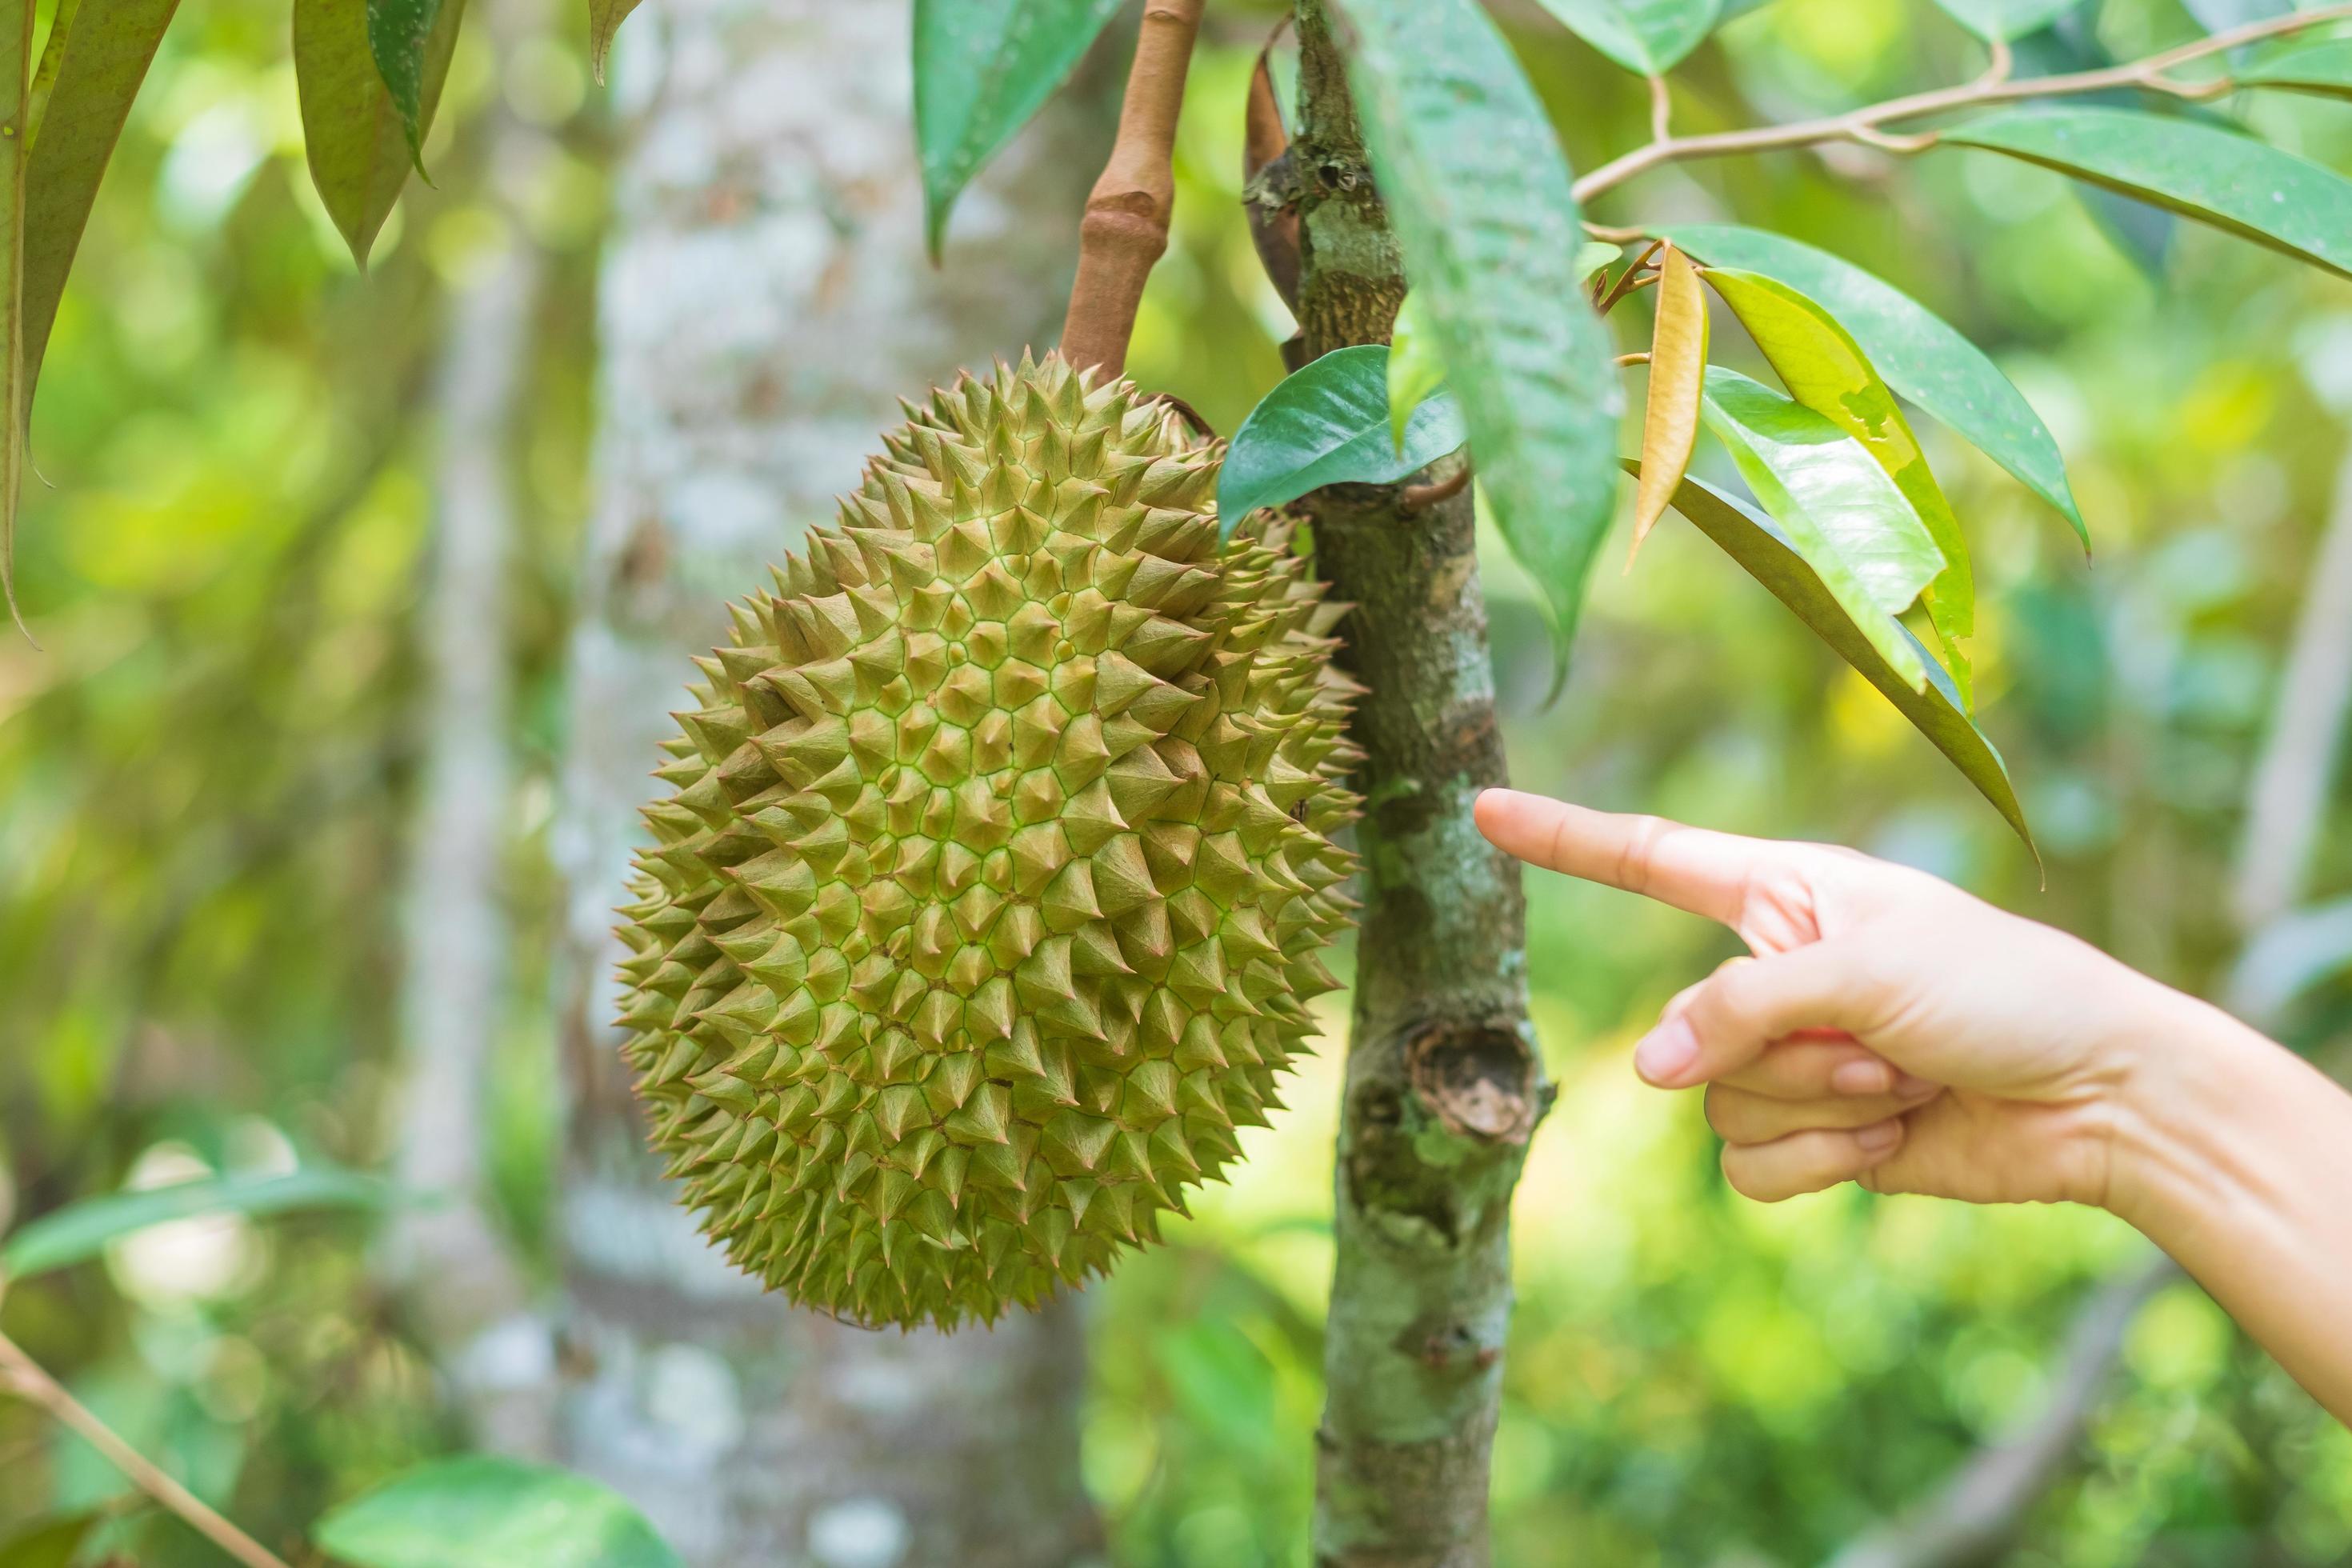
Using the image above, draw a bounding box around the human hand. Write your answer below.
[1473,788,2200,1211]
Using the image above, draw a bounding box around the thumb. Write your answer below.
[1634,940,1889,1089]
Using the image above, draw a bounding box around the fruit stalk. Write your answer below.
[1058,0,1204,379]
[1292,3,1550,1563]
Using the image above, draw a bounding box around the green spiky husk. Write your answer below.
[614,352,1362,1330]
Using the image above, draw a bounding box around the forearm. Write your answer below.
[2106,998,2352,1423]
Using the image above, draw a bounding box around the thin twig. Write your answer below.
[1615,351,1651,366]
[1398,464,1470,514]
[1573,2,2352,202]
[0,1331,294,1568]
[1059,0,1206,379]
[1646,72,1672,143]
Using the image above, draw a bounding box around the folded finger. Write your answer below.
[1719,1121,1906,1203]
[1715,1035,1902,1098]
[1706,1082,1942,1144]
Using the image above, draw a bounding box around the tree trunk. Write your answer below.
[549,2,1106,1562]
[385,0,555,1459]
[1292,6,1550,1566]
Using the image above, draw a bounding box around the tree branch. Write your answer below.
[0,1331,293,1568]
[1574,2,2352,204]
[1058,0,1205,379]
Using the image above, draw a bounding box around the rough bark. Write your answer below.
[550,2,1105,1561]
[385,0,555,1458]
[1294,7,1550,1565]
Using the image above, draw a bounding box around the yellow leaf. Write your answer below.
[1630,242,1705,567]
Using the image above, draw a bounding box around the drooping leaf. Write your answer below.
[1628,460,2033,855]
[1335,0,1626,687]
[366,0,443,170]
[1221,343,1466,535]
[1699,366,1945,689]
[2238,38,2352,100]
[1663,222,2086,547]
[914,0,1125,260]
[314,1457,683,1568]
[1,1168,395,1283]
[587,0,638,83]
[1527,0,1721,74]
[21,0,180,403]
[0,1510,100,1568]
[295,0,464,268]
[1630,242,1706,562]
[1,0,28,636]
[1386,291,1446,453]
[1944,107,2352,282]
[1702,265,1976,705]
[1930,0,2082,41]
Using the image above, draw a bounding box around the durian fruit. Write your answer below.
[613,351,1362,1330]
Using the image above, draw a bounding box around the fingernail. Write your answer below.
[1830,1059,1894,1096]
[1893,1072,1938,1098]
[1854,1120,1902,1154]
[1634,1016,1700,1086]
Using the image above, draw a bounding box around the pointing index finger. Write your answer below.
[1473,788,1771,927]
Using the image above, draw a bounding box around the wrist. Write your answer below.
[2098,986,2303,1246]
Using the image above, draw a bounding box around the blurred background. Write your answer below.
[6,0,2352,1562]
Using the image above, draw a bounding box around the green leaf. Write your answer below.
[1699,366,1945,690]
[315,1457,683,1568]
[1577,240,1624,282]
[295,0,464,268]
[1663,222,2086,548]
[2,1168,395,1283]
[1930,0,2082,41]
[1386,291,1446,453]
[1944,106,2352,282]
[914,0,1124,260]
[1527,0,1721,74]
[21,0,180,405]
[1336,0,1626,687]
[1702,264,1976,705]
[1220,344,1466,536]
[2238,38,2352,100]
[0,1511,101,1568]
[587,0,638,83]
[366,0,444,170]
[1627,460,2033,856]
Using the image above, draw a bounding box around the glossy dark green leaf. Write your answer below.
[21,0,180,404]
[1930,0,2080,41]
[1,1168,394,1282]
[1700,366,1945,690]
[0,1511,100,1568]
[1220,344,1466,537]
[366,0,443,169]
[1529,0,1720,74]
[314,1457,683,1568]
[1944,106,2352,282]
[1665,222,2086,548]
[1628,460,2034,856]
[1336,0,1624,686]
[2238,38,2352,101]
[914,0,1124,260]
[295,0,464,268]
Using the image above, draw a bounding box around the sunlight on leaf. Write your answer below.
[315,1456,682,1568]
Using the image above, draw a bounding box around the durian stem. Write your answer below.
[0,1330,294,1568]
[1057,0,1203,380]
[1291,4,1549,1564]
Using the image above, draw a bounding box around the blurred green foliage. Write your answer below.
[5,0,2352,1563]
